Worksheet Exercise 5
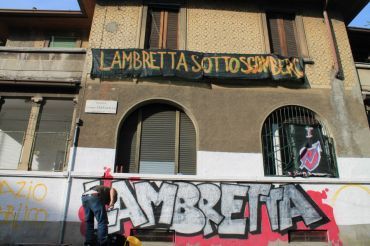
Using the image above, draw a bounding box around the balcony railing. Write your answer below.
[0,47,86,86]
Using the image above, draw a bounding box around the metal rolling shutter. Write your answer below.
[116,104,196,175]
[139,105,176,174]
[179,112,196,175]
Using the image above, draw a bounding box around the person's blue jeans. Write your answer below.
[82,195,109,245]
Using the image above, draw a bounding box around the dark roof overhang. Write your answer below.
[0,0,95,30]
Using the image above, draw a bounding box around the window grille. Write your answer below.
[130,229,175,243]
[262,105,337,177]
[289,230,328,242]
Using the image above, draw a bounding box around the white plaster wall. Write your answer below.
[70,148,370,180]
[69,147,116,172]
[197,151,264,178]
[337,157,370,179]
[330,185,370,225]
[301,184,370,226]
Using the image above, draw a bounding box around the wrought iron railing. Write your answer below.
[262,106,338,177]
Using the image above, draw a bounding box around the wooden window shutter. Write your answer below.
[166,9,179,49]
[284,16,299,57]
[146,8,162,49]
[267,14,282,55]
[267,13,299,57]
[145,7,179,49]
[139,105,176,174]
[179,112,196,175]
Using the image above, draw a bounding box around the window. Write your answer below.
[145,7,179,49]
[289,230,328,242]
[115,103,196,175]
[0,98,32,170]
[267,13,299,57]
[49,36,77,48]
[262,105,338,177]
[0,97,74,171]
[31,100,74,171]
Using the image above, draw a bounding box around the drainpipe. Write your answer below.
[323,0,344,80]
[59,118,82,244]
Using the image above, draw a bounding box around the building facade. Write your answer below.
[348,26,370,128]
[0,0,369,245]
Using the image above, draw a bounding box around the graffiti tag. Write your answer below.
[105,181,328,238]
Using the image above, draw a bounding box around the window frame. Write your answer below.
[261,10,309,58]
[45,33,82,48]
[29,99,76,172]
[0,95,77,172]
[48,36,78,48]
[261,105,338,177]
[139,2,186,50]
[0,97,31,170]
[115,103,197,175]
[289,230,328,242]
[130,228,175,244]
[144,7,179,49]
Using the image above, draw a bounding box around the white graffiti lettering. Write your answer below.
[84,180,328,238]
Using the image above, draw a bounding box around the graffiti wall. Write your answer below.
[0,174,369,245]
[0,177,65,224]
[0,177,66,244]
[70,173,370,246]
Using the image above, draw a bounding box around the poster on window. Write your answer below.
[283,123,336,176]
[91,49,305,82]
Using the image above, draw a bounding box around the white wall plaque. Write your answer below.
[85,100,117,114]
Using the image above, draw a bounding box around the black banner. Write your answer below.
[284,124,336,176]
[91,49,305,82]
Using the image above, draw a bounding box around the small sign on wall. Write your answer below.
[85,100,117,114]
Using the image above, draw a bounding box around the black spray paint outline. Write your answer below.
[133,181,179,229]
[217,183,249,239]
[197,182,225,239]
[81,180,330,239]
